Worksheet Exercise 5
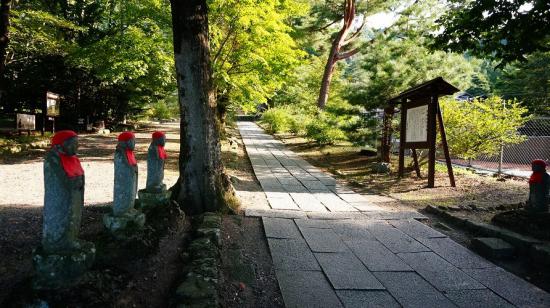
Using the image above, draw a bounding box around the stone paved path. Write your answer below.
[238,121,550,308]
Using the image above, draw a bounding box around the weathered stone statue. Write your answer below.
[138,131,171,210]
[525,159,550,213]
[146,131,167,192]
[103,132,145,236]
[33,130,95,289]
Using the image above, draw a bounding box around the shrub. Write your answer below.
[305,115,347,145]
[440,96,529,160]
[260,107,293,133]
[289,112,313,135]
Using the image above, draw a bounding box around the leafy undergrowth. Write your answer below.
[276,133,529,223]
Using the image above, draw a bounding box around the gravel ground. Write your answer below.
[0,123,180,207]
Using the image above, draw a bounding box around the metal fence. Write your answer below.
[448,117,550,178]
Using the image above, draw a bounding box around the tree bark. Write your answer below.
[0,0,11,76]
[169,0,227,214]
[317,0,358,109]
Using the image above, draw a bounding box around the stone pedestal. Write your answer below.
[103,208,146,238]
[32,241,95,290]
[138,189,171,212]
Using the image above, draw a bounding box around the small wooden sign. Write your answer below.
[388,77,457,188]
[46,92,60,117]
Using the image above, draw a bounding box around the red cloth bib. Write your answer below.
[59,153,84,178]
[125,149,137,166]
[51,130,84,178]
[530,160,547,184]
[157,145,167,160]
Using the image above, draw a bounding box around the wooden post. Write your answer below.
[381,105,394,163]
[436,102,456,187]
[427,94,437,188]
[412,149,422,178]
[398,100,406,177]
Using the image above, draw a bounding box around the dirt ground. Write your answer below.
[219,126,283,307]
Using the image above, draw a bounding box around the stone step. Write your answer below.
[472,237,515,259]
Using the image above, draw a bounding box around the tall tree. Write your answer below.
[434,0,550,65]
[0,0,11,76]
[317,0,359,109]
[169,0,228,214]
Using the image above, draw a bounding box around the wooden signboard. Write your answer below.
[389,77,457,188]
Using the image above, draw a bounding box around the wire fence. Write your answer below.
[448,117,550,178]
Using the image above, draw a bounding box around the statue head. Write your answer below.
[532,160,547,173]
[152,131,166,147]
[51,130,79,156]
[118,131,136,150]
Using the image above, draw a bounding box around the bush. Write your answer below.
[289,112,313,135]
[261,107,293,133]
[441,96,529,160]
[305,114,347,145]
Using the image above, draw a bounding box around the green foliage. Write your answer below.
[434,0,550,65]
[209,0,308,112]
[494,52,550,116]
[440,97,530,160]
[260,107,294,134]
[305,112,347,145]
[346,1,479,110]
[2,0,175,123]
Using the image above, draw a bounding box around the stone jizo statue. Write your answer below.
[138,131,171,210]
[525,159,549,213]
[33,130,95,289]
[103,131,145,236]
[113,131,139,215]
[146,131,167,193]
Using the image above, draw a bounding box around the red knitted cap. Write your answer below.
[532,160,547,168]
[118,131,135,142]
[51,130,77,146]
[152,131,165,140]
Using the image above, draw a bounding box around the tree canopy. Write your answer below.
[434,0,550,65]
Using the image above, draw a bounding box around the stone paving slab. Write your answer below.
[329,220,376,241]
[276,270,343,308]
[367,221,430,253]
[299,226,348,252]
[313,192,359,212]
[464,267,550,307]
[365,211,428,220]
[397,252,485,291]
[315,253,385,290]
[351,202,385,212]
[374,271,457,308]
[307,212,365,220]
[444,289,514,308]
[389,219,447,239]
[289,192,328,212]
[336,290,401,308]
[345,240,413,272]
[267,196,300,210]
[267,238,321,271]
[262,217,302,239]
[295,218,333,229]
[245,208,307,219]
[417,237,495,270]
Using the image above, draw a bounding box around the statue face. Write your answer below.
[157,136,166,147]
[127,138,136,150]
[533,163,545,173]
[63,136,79,155]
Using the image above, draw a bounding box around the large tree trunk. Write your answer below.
[317,0,360,109]
[169,0,227,214]
[0,0,11,76]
